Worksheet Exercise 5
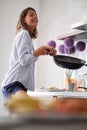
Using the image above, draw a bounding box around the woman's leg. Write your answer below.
[12,90,29,98]
[6,90,29,116]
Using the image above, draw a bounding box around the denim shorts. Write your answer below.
[2,81,27,101]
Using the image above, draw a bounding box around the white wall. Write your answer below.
[36,0,87,89]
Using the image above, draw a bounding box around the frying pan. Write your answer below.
[53,55,87,69]
[45,48,87,70]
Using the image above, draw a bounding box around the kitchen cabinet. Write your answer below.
[57,30,87,41]
[71,20,87,30]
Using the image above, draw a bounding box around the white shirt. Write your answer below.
[1,29,38,91]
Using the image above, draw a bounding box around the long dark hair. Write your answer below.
[16,7,38,39]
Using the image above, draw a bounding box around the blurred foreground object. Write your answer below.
[5,96,42,114]
[50,98,87,114]
[5,96,87,115]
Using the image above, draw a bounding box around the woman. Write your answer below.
[1,7,57,101]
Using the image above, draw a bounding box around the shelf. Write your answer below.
[71,21,87,30]
[57,30,87,40]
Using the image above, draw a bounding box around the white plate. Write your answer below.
[35,89,65,92]
[45,89,66,92]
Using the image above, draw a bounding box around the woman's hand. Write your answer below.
[34,46,57,57]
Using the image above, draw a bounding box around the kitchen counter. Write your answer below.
[27,90,87,98]
[1,91,87,130]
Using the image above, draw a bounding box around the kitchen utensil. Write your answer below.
[53,55,87,69]
[45,48,87,69]
[78,87,87,92]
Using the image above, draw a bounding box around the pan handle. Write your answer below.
[45,48,53,55]
[45,48,50,52]
[78,87,87,90]
[85,64,87,66]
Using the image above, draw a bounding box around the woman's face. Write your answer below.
[24,9,38,30]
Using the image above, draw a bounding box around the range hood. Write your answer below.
[71,20,87,30]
